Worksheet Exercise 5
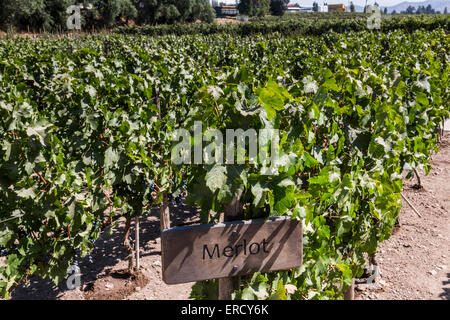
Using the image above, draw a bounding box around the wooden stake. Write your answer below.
[218,192,243,300]
[160,193,170,231]
[123,216,134,273]
[135,216,140,270]
[401,192,422,218]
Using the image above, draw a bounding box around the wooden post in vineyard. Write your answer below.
[135,216,140,270]
[218,192,243,300]
[160,194,170,231]
[154,87,170,232]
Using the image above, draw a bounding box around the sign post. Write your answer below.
[218,194,243,300]
[161,216,303,286]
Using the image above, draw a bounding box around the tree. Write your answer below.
[237,0,252,15]
[312,2,319,12]
[0,0,216,31]
[133,0,159,25]
[0,0,45,31]
[392,9,397,15]
[45,0,75,30]
[383,7,387,14]
[189,0,216,23]
[133,0,215,25]
[445,7,448,14]
[70,0,136,28]
[349,2,355,12]
[155,4,181,24]
[238,0,271,17]
[270,0,290,16]
[405,5,415,14]
[425,4,435,14]
[0,0,77,32]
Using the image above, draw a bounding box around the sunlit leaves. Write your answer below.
[0,26,448,301]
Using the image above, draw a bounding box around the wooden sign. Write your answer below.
[161,216,302,285]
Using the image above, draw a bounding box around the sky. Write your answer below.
[219,1,440,7]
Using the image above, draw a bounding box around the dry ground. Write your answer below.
[356,133,450,300]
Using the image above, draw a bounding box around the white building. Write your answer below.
[287,4,328,13]
[208,0,236,6]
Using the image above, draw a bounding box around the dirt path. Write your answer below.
[356,134,450,300]
[9,135,450,300]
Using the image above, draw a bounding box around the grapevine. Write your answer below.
[0,20,448,300]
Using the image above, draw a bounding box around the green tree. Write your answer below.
[133,0,158,24]
[189,0,216,23]
[155,3,180,24]
[0,0,83,32]
[95,0,137,27]
[256,0,271,16]
[405,5,415,14]
[237,0,252,15]
[350,2,355,12]
[238,0,271,17]
[444,7,448,14]
[0,0,46,31]
[312,2,319,12]
[270,0,290,16]
[133,0,215,24]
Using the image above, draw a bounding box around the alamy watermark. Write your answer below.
[66,3,93,30]
[171,122,281,175]
[66,265,81,290]
[367,5,381,30]
[366,264,380,284]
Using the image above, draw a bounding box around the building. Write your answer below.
[287,4,328,13]
[287,4,313,12]
[213,5,238,17]
[219,5,238,15]
[286,4,301,12]
[327,4,346,12]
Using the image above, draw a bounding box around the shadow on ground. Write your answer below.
[10,201,200,300]
[440,273,450,300]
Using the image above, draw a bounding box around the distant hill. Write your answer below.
[316,0,449,13]
[384,0,449,13]
[350,0,450,13]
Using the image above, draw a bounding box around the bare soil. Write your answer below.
[216,18,239,25]
[355,134,450,300]
[8,134,450,300]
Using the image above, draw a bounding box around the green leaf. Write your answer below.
[205,165,227,193]
[207,86,223,100]
[416,92,429,106]
[16,188,36,199]
[104,147,119,170]
[269,279,287,300]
